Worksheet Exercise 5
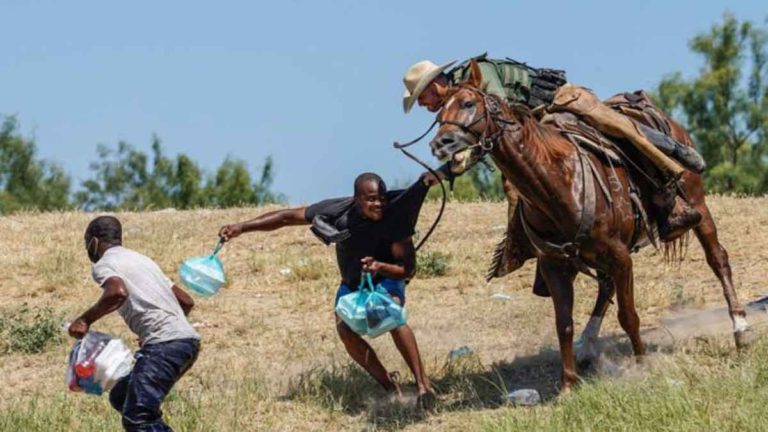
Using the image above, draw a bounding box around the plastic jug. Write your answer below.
[179,239,226,297]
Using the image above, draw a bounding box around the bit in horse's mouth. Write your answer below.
[449,148,475,174]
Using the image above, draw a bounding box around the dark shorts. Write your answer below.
[334,278,406,307]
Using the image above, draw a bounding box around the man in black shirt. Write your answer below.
[218,172,438,409]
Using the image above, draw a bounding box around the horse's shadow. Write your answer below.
[283,332,669,430]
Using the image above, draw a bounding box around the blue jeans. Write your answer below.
[335,278,406,306]
[109,338,200,432]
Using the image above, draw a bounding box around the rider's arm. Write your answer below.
[219,207,308,240]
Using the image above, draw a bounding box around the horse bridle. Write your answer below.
[435,87,503,160]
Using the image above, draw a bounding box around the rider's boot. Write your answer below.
[654,183,702,242]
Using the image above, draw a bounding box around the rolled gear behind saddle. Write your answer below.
[604,90,706,174]
[493,56,567,108]
[549,84,686,180]
[636,123,705,173]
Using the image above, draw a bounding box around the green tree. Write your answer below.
[252,156,282,204]
[0,116,71,213]
[426,161,506,202]
[172,154,205,208]
[655,12,768,194]
[77,136,282,210]
[204,158,257,207]
[76,141,152,210]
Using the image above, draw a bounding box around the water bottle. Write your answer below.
[449,346,474,359]
[506,388,541,406]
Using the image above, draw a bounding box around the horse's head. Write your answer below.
[430,60,502,174]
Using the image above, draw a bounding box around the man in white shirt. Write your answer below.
[69,216,200,432]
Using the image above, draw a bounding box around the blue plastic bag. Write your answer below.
[335,273,407,338]
[179,239,226,297]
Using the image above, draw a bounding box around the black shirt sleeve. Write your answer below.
[304,197,354,223]
[384,179,430,241]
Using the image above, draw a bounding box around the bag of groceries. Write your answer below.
[335,273,407,338]
[66,331,134,396]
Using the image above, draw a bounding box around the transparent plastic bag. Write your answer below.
[364,289,408,338]
[67,331,134,396]
[179,239,226,297]
[335,273,407,338]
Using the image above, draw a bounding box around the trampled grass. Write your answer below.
[1,196,767,431]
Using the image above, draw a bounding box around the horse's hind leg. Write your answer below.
[576,272,615,369]
[692,202,751,348]
[539,258,579,392]
[609,244,645,358]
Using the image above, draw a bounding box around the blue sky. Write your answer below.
[1,1,765,204]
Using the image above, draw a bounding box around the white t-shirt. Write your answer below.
[92,246,199,345]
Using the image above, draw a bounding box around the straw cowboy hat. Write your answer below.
[402,59,456,113]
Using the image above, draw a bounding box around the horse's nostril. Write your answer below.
[440,136,455,147]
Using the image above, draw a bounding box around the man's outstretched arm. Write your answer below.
[219,207,308,241]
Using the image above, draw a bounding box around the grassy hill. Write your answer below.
[1,196,767,431]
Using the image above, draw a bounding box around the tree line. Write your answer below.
[0,116,281,213]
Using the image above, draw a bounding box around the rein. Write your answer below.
[391,88,504,252]
[393,119,447,252]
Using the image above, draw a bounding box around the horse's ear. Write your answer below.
[466,59,483,89]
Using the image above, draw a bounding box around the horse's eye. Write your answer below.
[461,100,475,109]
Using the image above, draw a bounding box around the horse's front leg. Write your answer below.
[540,257,579,392]
[576,272,615,370]
[692,201,751,348]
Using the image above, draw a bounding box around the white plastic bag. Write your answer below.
[67,331,134,395]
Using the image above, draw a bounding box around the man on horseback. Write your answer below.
[427,60,752,392]
[402,54,706,280]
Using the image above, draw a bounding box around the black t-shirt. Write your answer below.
[304,180,428,287]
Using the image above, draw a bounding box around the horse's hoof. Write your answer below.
[556,385,573,401]
[734,329,754,350]
[575,338,600,373]
[576,356,597,374]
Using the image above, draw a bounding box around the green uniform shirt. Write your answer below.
[449,59,532,105]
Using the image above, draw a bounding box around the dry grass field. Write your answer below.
[1,196,767,431]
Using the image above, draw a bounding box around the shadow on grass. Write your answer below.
[282,333,670,431]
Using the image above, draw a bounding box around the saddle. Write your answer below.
[486,91,679,296]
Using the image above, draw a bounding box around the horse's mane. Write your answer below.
[500,102,573,164]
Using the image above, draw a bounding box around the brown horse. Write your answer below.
[430,60,750,392]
